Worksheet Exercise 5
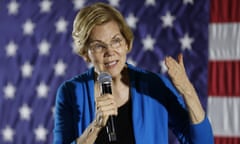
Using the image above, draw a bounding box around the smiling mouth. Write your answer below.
[104,60,118,67]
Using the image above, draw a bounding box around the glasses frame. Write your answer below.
[87,36,125,53]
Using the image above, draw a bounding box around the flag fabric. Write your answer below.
[0,0,209,143]
[207,0,240,143]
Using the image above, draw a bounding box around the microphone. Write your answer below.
[97,72,117,142]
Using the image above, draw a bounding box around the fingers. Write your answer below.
[95,94,117,126]
[178,53,184,67]
[165,54,185,72]
[165,56,178,77]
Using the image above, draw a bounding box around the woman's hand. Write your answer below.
[165,53,205,123]
[95,94,118,128]
[165,53,192,95]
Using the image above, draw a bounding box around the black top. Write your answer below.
[95,99,135,144]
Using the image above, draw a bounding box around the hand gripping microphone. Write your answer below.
[97,72,117,142]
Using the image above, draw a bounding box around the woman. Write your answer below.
[53,2,214,144]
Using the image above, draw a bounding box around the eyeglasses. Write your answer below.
[88,37,125,53]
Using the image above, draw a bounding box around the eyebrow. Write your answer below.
[89,33,122,44]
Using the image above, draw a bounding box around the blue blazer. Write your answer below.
[53,64,214,144]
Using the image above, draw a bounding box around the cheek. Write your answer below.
[88,52,102,64]
[120,45,129,56]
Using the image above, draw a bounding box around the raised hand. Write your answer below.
[165,54,192,95]
[165,53,205,123]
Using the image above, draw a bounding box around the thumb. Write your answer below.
[178,53,184,67]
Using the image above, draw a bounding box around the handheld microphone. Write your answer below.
[97,72,117,142]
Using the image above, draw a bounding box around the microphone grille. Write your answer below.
[97,72,112,84]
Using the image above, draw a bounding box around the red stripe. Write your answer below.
[208,61,240,96]
[210,0,240,23]
[214,136,240,144]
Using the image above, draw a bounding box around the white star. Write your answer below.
[179,33,194,50]
[127,58,137,66]
[87,63,94,69]
[1,125,15,142]
[21,61,33,78]
[5,41,18,57]
[55,17,68,33]
[142,35,155,51]
[54,59,67,76]
[34,125,48,142]
[145,0,156,6]
[159,60,168,73]
[52,106,55,118]
[3,83,16,99]
[22,19,35,35]
[39,0,52,13]
[72,0,85,10]
[36,81,49,98]
[38,39,51,55]
[108,0,120,7]
[126,13,138,29]
[71,41,78,54]
[183,0,194,5]
[7,1,20,15]
[161,11,175,28]
[19,103,32,121]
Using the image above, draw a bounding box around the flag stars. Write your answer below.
[22,19,35,35]
[38,39,51,55]
[21,61,34,78]
[19,104,32,121]
[72,0,85,10]
[127,58,137,66]
[159,60,168,73]
[1,125,15,142]
[142,35,155,51]
[179,33,194,50]
[161,12,175,28]
[87,63,94,69]
[54,59,67,76]
[55,17,68,33]
[72,41,78,54]
[51,106,55,117]
[183,0,194,5]
[108,0,120,7]
[3,83,16,99]
[36,82,49,98]
[5,41,18,57]
[145,0,156,6]
[126,13,138,29]
[34,125,48,142]
[7,0,20,15]
[39,0,52,13]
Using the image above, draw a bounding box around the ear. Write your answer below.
[125,43,130,53]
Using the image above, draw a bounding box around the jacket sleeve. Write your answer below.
[53,82,78,144]
[188,116,214,144]
[157,75,214,144]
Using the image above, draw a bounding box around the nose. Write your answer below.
[103,46,115,57]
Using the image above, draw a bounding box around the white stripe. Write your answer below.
[207,96,240,136]
[209,23,240,60]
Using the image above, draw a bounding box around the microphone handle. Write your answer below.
[106,116,117,142]
[102,83,117,142]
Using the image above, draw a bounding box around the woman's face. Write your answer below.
[87,20,128,79]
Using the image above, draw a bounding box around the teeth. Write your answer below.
[105,61,117,66]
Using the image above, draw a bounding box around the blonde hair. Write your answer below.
[72,2,134,61]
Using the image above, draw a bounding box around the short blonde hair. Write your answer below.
[72,2,134,61]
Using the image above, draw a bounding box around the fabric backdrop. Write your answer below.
[0,0,239,143]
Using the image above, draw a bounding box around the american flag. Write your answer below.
[207,0,240,143]
[0,0,239,144]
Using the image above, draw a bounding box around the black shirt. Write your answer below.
[95,99,135,144]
